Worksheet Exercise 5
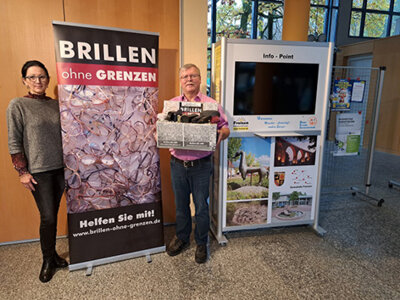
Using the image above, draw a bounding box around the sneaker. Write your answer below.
[167,236,189,256]
[195,244,208,264]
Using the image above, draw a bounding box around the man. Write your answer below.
[166,63,230,263]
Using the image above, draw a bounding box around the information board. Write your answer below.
[211,38,333,237]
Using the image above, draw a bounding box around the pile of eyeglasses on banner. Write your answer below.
[59,85,161,213]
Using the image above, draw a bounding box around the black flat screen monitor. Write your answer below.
[233,61,319,115]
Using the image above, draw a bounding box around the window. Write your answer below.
[210,0,252,42]
[350,0,400,38]
[308,0,339,42]
[256,1,284,40]
[209,0,284,42]
[207,0,339,93]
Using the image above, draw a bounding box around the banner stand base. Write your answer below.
[85,265,93,276]
[69,246,166,273]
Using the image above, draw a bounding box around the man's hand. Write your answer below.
[216,127,230,148]
[20,173,37,191]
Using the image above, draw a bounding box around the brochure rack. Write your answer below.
[320,66,386,207]
[210,38,334,244]
[388,180,400,189]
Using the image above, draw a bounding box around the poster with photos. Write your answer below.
[225,136,271,227]
[270,136,318,224]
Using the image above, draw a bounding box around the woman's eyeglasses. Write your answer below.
[24,75,48,82]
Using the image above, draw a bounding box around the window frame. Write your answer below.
[309,0,339,41]
[350,0,400,38]
[207,0,339,94]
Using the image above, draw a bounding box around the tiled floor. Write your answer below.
[0,151,399,299]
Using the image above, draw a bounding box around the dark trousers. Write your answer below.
[31,168,65,259]
[170,156,212,245]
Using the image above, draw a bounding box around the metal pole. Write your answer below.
[251,0,259,39]
[364,66,385,195]
[211,0,217,44]
[217,38,228,245]
[312,42,334,236]
[388,180,400,189]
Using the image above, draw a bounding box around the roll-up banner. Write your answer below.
[53,22,164,270]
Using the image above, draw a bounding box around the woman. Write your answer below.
[6,60,68,283]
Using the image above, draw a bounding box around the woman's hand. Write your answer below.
[19,173,37,191]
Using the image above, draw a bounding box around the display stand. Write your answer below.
[320,66,386,207]
[388,180,400,189]
[210,38,334,243]
[350,67,385,207]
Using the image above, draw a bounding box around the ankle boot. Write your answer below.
[39,258,55,283]
[54,252,68,268]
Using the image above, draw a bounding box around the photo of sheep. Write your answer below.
[226,200,268,226]
[227,137,271,200]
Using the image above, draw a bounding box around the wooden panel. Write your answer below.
[64,0,180,223]
[0,0,66,243]
[336,40,374,64]
[158,49,179,223]
[0,0,180,243]
[335,36,400,155]
[372,37,400,154]
[182,0,209,94]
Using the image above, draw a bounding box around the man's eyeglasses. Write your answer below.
[25,75,48,82]
[180,74,200,80]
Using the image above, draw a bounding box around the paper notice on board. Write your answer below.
[351,80,365,102]
[334,113,362,156]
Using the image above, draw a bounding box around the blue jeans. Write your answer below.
[170,156,212,245]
